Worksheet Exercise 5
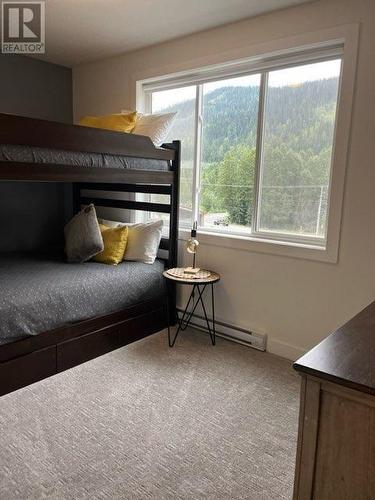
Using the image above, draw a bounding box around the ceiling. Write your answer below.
[39,0,313,67]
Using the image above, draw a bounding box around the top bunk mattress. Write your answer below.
[0,144,169,171]
[0,253,166,345]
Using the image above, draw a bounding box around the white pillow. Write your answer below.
[121,110,176,146]
[98,218,163,264]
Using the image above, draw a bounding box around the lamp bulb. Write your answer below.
[186,238,199,254]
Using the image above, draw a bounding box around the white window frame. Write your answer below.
[136,25,358,263]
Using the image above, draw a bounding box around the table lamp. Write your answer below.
[185,221,200,274]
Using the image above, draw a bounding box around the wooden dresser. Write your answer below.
[293,301,375,500]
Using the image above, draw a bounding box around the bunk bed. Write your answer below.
[0,113,180,396]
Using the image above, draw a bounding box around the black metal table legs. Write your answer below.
[167,283,216,347]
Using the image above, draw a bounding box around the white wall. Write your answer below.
[73,0,375,359]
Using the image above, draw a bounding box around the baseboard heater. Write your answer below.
[176,309,267,351]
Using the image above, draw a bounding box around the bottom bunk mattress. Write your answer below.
[0,253,166,344]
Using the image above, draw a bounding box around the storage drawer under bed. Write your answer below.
[0,346,56,396]
[56,306,166,372]
[56,324,120,371]
[0,305,167,396]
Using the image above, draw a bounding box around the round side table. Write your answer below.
[163,269,220,347]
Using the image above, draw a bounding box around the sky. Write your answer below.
[152,59,341,112]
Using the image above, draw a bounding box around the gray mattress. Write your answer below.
[0,144,169,171]
[0,253,166,345]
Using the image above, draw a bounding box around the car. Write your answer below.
[214,218,229,226]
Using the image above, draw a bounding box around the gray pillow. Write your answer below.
[64,204,104,263]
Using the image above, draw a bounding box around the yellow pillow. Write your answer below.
[93,224,128,265]
[79,112,137,133]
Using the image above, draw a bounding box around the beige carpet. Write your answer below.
[0,329,300,499]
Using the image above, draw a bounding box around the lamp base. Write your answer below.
[184,266,201,275]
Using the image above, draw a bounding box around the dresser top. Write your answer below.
[294,301,375,395]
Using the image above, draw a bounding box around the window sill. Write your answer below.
[178,228,338,263]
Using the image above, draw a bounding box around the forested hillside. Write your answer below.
[162,77,339,236]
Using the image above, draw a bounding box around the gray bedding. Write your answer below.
[0,144,169,171]
[0,253,166,345]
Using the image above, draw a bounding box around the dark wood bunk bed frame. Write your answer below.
[0,113,180,396]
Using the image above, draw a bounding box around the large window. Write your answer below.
[143,48,343,248]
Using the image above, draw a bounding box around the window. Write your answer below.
[141,45,344,251]
[152,85,196,227]
[257,60,341,242]
[200,75,260,234]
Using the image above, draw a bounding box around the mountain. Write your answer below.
[159,77,340,234]
[161,77,339,164]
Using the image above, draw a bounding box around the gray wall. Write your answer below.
[0,54,72,252]
[0,54,72,122]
